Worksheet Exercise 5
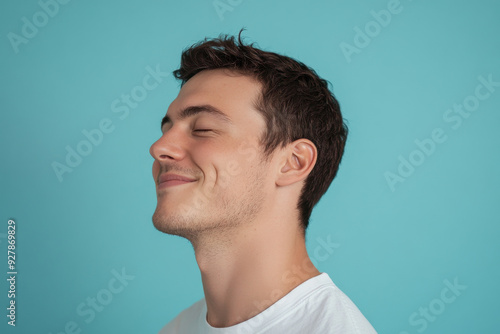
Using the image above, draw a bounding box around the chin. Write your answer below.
[152,208,199,240]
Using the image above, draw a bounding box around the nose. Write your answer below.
[149,129,186,162]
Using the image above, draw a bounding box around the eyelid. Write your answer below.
[192,128,218,137]
[192,129,214,136]
[161,122,172,134]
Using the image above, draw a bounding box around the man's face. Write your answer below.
[150,69,272,239]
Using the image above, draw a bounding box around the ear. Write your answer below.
[276,139,317,187]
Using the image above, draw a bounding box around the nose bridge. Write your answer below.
[150,125,186,161]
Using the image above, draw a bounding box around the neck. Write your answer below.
[190,215,320,328]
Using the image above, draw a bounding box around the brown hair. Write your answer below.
[173,30,348,231]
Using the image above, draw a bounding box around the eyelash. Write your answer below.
[192,129,215,136]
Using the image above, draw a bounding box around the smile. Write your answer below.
[157,173,197,189]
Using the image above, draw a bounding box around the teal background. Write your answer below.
[1,0,499,333]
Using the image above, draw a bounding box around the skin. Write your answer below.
[150,69,321,327]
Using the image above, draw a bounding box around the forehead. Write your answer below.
[167,69,263,122]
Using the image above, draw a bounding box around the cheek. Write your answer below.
[191,140,261,184]
[221,154,259,186]
[191,146,237,183]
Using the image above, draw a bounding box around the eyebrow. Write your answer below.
[161,105,232,130]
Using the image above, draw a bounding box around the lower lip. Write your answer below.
[158,180,195,189]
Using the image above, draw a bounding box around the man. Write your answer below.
[150,31,377,333]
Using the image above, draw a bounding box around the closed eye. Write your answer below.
[192,129,215,136]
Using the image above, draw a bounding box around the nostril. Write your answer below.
[157,151,180,161]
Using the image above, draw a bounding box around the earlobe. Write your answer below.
[276,140,317,187]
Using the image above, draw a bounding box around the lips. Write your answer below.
[158,173,196,188]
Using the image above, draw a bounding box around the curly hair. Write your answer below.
[173,30,348,231]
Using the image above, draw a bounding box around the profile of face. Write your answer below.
[150,69,274,240]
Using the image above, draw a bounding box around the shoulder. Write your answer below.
[297,273,377,334]
[157,299,205,334]
[258,273,376,333]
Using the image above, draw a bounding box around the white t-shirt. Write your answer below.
[158,273,377,334]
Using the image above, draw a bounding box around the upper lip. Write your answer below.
[158,173,196,185]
